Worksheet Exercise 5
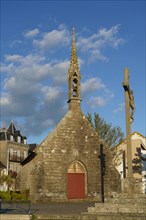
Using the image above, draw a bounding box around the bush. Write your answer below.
[11,192,26,200]
[0,191,29,201]
[21,189,30,199]
[0,191,11,200]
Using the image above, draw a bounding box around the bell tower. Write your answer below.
[68,28,81,111]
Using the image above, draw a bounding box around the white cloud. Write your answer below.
[42,86,61,101]
[5,54,23,62]
[113,103,125,113]
[78,24,125,62]
[88,49,108,62]
[81,77,105,95]
[24,28,40,38]
[10,40,22,48]
[33,26,70,50]
[0,95,10,106]
[81,77,114,109]
[1,51,69,137]
[0,63,15,74]
[2,54,69,83]
[98,25,119,39]
[50,60,70,84]
[87,96,106,108]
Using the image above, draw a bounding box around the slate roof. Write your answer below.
[0,122,27,143]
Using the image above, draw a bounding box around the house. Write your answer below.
[19,29,121,201]
[0,122,29,191]
[113,132,146,193]
[0,161,7,191]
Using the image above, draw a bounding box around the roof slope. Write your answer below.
[40,109,100,151]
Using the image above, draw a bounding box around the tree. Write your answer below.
[87,112,124,147]
[0,173,14,191]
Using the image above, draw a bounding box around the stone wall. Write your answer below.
[20,109,121,201]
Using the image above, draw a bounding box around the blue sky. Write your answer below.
[1,0,145,144]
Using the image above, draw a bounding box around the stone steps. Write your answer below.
[88,203,146,214]
[106,194,146,204]
[88,194,146,214]
[108,199,146,204]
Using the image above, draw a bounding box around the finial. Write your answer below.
[72,27,75,32]
[72,27,76,47]
[72,27,76,37]
[70,27,78,67]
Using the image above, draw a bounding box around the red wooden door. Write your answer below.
[67,173,85,199]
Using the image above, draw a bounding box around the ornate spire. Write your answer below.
[68,28,81,111]
[70,28,79,70]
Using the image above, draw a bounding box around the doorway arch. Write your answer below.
[67,161,86,199]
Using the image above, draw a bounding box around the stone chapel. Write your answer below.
[20,29,121,201]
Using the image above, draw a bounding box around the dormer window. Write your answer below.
[23,139,27,144]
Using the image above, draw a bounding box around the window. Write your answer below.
[24,150,27,159]
[73,78,77,90]
[17,150,20,161]
[16,165,20,173]
[10,163,14,171]
[10,135,13,141]
[23,139,27,144]
[13,150,17,161]
[17,136,21,143]
[73,91,77,97]
[9,148,13,160]
[73,78,78,97]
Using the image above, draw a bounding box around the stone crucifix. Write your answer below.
[122,68,135,177]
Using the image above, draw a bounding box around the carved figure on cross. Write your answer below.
[123,68,135,124]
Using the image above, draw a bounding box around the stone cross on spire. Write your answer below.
[68,28,81,111]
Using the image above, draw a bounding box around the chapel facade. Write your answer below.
[20,29,121,201]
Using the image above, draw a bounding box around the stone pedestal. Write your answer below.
[122,177,142,194]
[122,177,134,193]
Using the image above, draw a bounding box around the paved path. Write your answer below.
[0,214,30,220]
[0,201,95,215]
[30,201,95,215]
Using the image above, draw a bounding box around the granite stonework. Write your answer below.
[87,193,146,215]
[20,109,121,201]
[19,29,121,201]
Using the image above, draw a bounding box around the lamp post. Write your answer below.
[98,144,106,203]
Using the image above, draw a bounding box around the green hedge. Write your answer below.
[0,191,11,200]
[0,191,28,201]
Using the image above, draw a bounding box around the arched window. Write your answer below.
[68,161,85,173]
[73,78,78,97]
